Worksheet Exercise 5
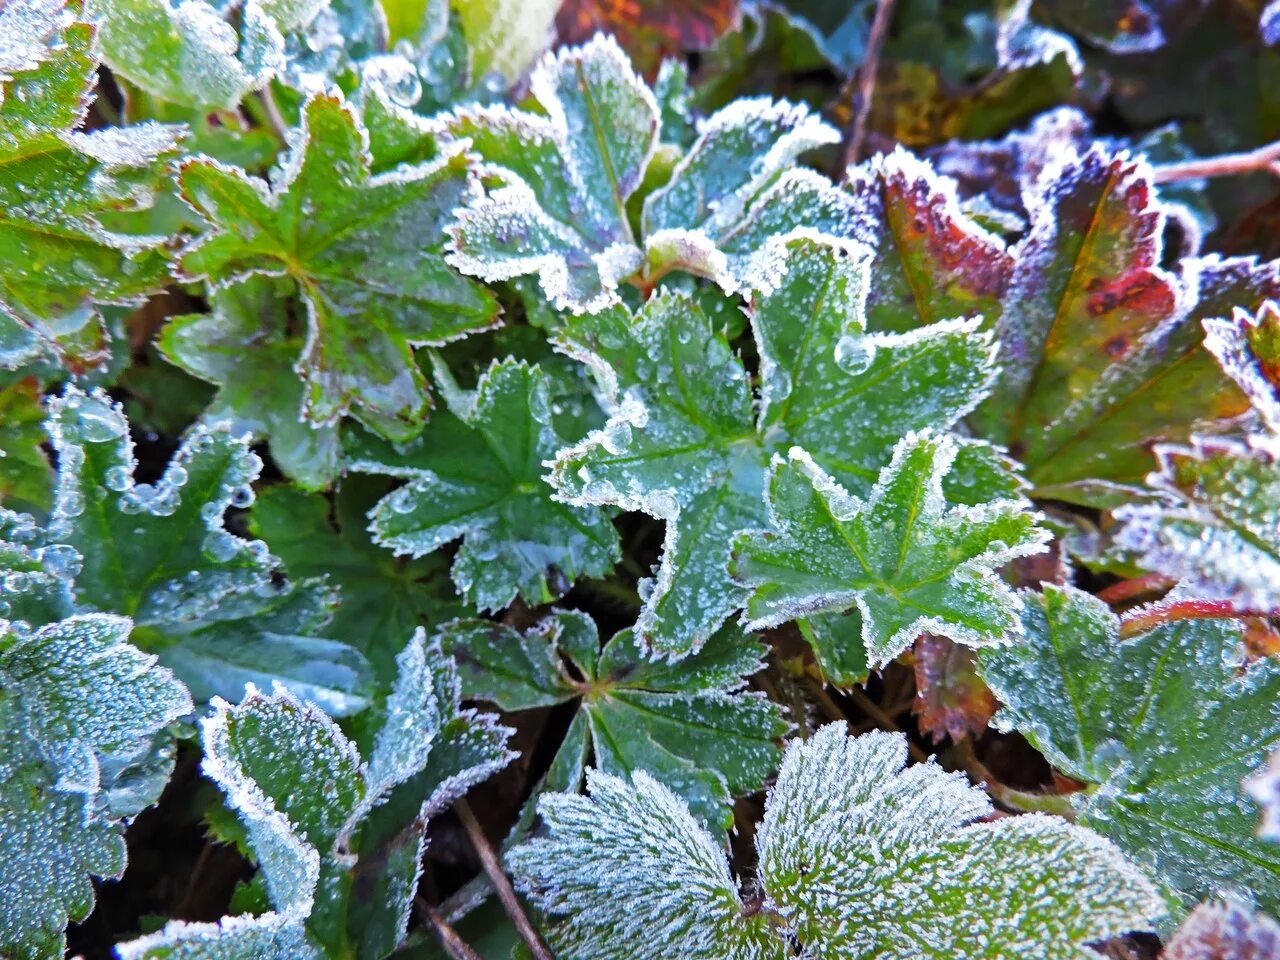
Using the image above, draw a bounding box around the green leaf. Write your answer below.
[179,92,498,440]
[350,357,620,613]
[249,478,463,685]
[1203,298,1280,435]
[118,630,512,959]
[159,277,341,491]
[733,432,1047,669]
[0,378,53,514]
[454,0,560,84]
[1115,435,1280,613]
[978,584,1280,912]
[0,613,191,957]
[440,610,787,827]
[509,725,1164,960]
[443,35,852,313]
[0,0,181,372]
[44,385,371,713]
[549,235,1003,658]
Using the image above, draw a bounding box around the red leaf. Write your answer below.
[556,0,740,75]
[911,634,996,744]
[1163,901,1280,960]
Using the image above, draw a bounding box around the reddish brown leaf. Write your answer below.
[1163,901,1280,960]
[556,0,740,75]
[911,634,997,743]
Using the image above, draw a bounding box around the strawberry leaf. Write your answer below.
[179,92,498,440]
[979,584,1280,911]
[1204,299,1280,435]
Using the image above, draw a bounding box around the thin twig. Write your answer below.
[257,87,290,142]
[1152,140,1280,183]
[416,896,484,960]
[842,0,898,172]
[455,798,554,960]
[844,685,928,763]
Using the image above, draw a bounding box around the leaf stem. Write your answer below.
[1118,598,1273,638]
[1096,573,1175,605]
[416,896,485,960]
[842,0,898,171]
[950,740,1077,820]
[455,798,555,960]
[257,86,291,143]
[1152,140,1280,182]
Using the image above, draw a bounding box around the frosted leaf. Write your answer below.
[1163,900,1280,960]
[454,0,559,84]
[757,724,1163,959]
[970,146,1229,503]
[1039,0,1165,54]
[511,726,1162,960]
[996,0,1083,74]
[1247,750,1280,842]
[0,379,54,515]
[179,92,497,440]
[910,633,997,743]
[444,35,846,310]
[349,358,619,613]
[0,614,190,956]
[732,433,1048,669]
[549,236,1007,657]
[116,912,321,960]
[440,611,787,827]
[1265,1,1280,46]
[0,0,180,372]
[508,768,787,960]
[844,147,1013,336]
[365,627,441,798]
[43,385,371,712]
[1204,300,1280,434]
[1114,434,1280,612]
[159,277,341,491]
[979,584,1280,912]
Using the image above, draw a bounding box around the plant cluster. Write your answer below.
[5,0,1280,958]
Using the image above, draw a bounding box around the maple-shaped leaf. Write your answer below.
[350,357,620,613]
[1163,900,1280,960]
[440,609,787,827]
[0,0,181,373]
[179,91,498,440]
[846,148,1014,337]
[159,277,341,491]
[549,235,1005,659]
[41,386,371,713]
[910,633,997,743]
[0,378,52,513]
[93,0,322,110]
[968,147,1262,503]
[249,479,463,685]
[1114,434,1280,613]
[978,584,1280,911]
[0,613,190,958]
[443,35,855,313]
[509,724,1164,960]
[1204,299,1280,434]
[733,432,1047,669]
[557,0,739,75]
[118,630,514,959]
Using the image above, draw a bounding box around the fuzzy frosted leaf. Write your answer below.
[116,912,321,960]
[444,35,849,311]
[845,148,1013,336]
[733,433,1046,669]
[1204,300,1280,434]
[1115,434,1280,612]
[0,0,180,371]
[0,614,191,957]
[441,611,787,826]
[351,358,619,613]
[979,584,1280,911]
[44,386,370,713]
[509,768,786,960]
[550,235,1003,657]
[179,92,497,440]
[159,277,340,491]
[756,725,1164,959]
[970,147,1245,501]
[1163,900,1280,960]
